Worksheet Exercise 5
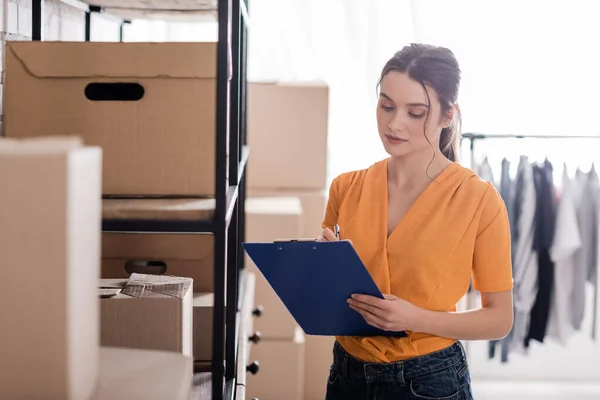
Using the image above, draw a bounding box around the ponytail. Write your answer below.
[439,107,462,162]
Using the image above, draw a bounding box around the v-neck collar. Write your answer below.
[380,158,459,242]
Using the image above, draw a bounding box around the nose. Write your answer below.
[388,111,407,133]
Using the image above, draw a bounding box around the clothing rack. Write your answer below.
[460,131,600,360]
[462,132,600,171]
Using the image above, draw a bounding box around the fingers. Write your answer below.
[318,228,353,243]
[347,297,381,315]
[350,294,386,308]
[349,304,390,331]
[321,228,338,241]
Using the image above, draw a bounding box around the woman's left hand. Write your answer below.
[347,294,423,332]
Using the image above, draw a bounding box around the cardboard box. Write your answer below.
[246,197,302,339]
[237,272,257,387]
[99,273,193,357]
[5,41,219,196]
[102,232,213,292]
[247,82,329,190]
[248,188,327,239]
[193,293,216,361]
[96,347,192,400]
[247,328,306,400]
[0,137,102,400]
[304,336,335,400]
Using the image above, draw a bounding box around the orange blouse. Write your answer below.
[322,159,513,363]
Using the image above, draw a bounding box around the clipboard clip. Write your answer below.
[273,238,318,243]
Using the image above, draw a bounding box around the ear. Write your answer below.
[441,104,458,128]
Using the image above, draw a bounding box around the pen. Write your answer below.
[334,224,340,240]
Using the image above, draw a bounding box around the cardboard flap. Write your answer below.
[121,283,186,299]
[100,273,192,299]
[7,41,217,79]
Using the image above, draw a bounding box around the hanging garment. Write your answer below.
[589,166,600,287]
[510,157,538,354]
[525,160,556,345]
[477,157,495,184]
[500,158,515,236]
[570,168,599,331]
[547,166,581,345]
[489,158,514,362]
[593,166,600,340]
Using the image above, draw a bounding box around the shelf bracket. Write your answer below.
[85,5,103,42]
[119,20,131,42]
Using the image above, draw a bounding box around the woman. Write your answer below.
[319,43,514,400]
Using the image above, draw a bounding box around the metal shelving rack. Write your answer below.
[30,1,250,399]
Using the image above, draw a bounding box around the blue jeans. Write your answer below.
[326,341,474,400]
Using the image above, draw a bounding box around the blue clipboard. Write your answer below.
[242,240,407,337]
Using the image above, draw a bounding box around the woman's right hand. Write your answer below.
[317,228,339,242]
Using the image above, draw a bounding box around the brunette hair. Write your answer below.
[378,43,462,161]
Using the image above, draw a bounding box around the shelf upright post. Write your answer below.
[224,0,243,383]
[213,0,232,397]
[32,0,44,41]
[238,0,249,271]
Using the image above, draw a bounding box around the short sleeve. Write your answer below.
[472,184,514,292]
[321,177,341,230]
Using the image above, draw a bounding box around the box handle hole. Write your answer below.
[85,82,145,101]
[124,260,167,275]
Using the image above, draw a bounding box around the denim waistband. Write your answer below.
[332,340,467,385]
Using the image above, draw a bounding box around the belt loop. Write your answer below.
[458,340,467,362]
[334,342,349,378]
[340,348,349,378]
[396,361,406,385]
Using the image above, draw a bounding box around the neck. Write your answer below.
[387,150,452,188]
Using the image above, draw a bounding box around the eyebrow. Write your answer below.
[379,92,429,108]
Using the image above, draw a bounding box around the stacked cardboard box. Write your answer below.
[247,327,306,400]
[0,137,192,399]
[245,82,335,400]
[0,137,102,399]
[245,197,303,340]
[99,274,194,358]
[4,41,223,364]
[5,41,220,197]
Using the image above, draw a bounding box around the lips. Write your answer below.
[385,135,407,144]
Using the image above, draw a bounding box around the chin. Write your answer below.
[382,142,411,158]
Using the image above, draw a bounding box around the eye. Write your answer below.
[380,105,395,112]
[408,112,425,119]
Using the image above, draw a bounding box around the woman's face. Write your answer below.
[376,71,450,158]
